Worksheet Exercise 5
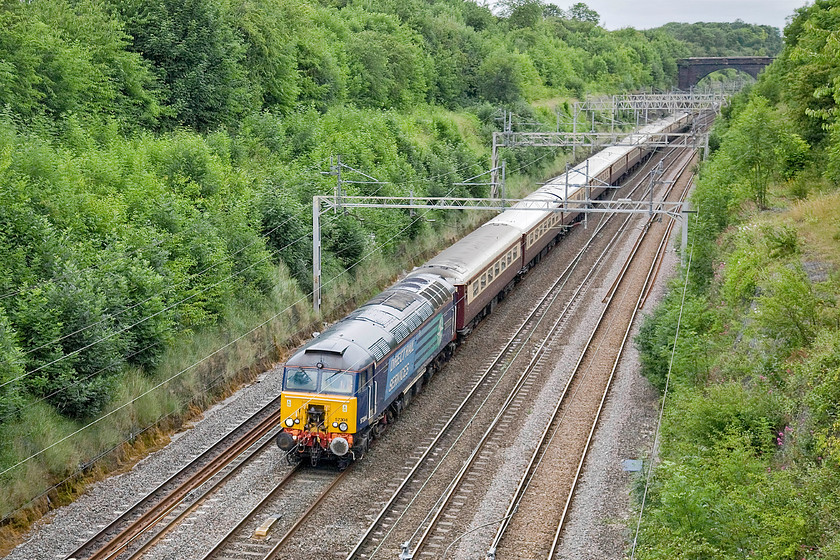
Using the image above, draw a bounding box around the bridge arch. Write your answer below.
[677,57,774,89]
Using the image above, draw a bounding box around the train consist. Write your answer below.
[275,112,692,466]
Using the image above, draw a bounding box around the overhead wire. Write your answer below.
[14,157,336,359]
[0,229,315,389]
[0,154,335,304]
[5,110,551,367]
[6,151,491,365]
[0,121,566,482]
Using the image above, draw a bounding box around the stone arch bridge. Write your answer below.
[677,57,774,89]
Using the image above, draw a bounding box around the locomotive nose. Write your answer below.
[276,432,295,451]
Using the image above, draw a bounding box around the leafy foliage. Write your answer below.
[0,0,789,526]
[656,21,783,57]
[634,5,840,557]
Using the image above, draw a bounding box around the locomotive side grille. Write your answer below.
[369,338,390,361]
[404,313,422,332]
[419,285,446,307]
[390,322,410,341]
[417,300,434,319]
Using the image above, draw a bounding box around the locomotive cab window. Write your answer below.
[323,371,355,395]
[284,368,318,391]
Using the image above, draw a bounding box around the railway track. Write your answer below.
[62,113,713,560]
[66,155,657,560]
[65,396,287,560]
[336,143,693,560]
[198,464,345,560]
[486,147,698,560]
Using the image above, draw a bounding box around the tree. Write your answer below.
[566,2,599,24]
[504,0,543,28]
[114,0,249,130]
[721,96,808,208]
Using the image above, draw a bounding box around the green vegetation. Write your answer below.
[634,2,840,557]
[0,0,783,537]
[656,21,784,57]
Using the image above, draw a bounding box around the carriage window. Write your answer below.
[284,368,318,391]
[487,268,494,282]
[472,283,479,298]
[495,262,500,275]
[481,274,487,289]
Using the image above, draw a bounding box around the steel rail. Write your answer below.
[343,176,647,560]
[65,395,285,560]
[359,143,681,560]
[486,140,701,559]
[122,432,283,560]
[546,150,698,559]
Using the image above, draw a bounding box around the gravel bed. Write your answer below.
[447,216,649,559]
[553,246,677,559]
[5,370,288,560]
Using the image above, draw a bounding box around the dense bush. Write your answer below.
[634,3,840,557]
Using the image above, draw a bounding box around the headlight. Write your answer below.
[284,418,295,428]
[332,422,338,428]
[339,422,348,432]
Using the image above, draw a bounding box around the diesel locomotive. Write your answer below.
[276,112,692,466]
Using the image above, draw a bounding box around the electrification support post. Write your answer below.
[564,163,569,216]
[313,196,323,314]
[681,201,690,266]
[501,161,507,207]
[491,132,501,198]
[584,159,590,230]
[646,160,665,220]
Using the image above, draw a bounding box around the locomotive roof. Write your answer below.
[408,223,522,284]
[286,273,454,371]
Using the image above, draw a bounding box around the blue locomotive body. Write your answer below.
[277,274,455,464]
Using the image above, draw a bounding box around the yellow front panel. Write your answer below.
[280,392,357,433]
